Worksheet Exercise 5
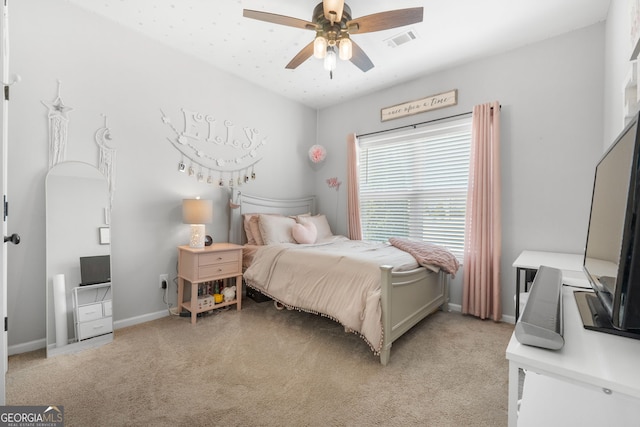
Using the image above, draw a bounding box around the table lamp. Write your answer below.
[182,198,213,248]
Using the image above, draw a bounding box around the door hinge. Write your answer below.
[3,85,8,101]
[3,195,7,221]
[4,317,7,332]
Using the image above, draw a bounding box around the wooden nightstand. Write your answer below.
[177,243,243,324]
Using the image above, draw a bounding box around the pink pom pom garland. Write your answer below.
[308,144,327,163]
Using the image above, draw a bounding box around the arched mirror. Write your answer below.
[46,161,113,357]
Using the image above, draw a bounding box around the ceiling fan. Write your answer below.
[243,0,423,76]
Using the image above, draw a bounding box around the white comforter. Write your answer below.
[242,236,419,353]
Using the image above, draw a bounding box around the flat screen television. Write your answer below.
[578,112,640,338]
[79,255,111,286]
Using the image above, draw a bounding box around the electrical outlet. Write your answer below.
[159,274,168,289]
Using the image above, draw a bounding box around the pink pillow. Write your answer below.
[292,221,317,244]
[297,214,333,240]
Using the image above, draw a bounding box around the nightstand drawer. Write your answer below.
[200,261,240,278]
[199,250,240,266]
[78,303,103,322]
[78,317,113,340]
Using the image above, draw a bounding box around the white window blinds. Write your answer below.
[358,117,472,260]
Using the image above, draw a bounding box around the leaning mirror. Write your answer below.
[46,161,113,357]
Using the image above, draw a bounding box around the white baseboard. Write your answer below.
[503,314,516,324]
[8,338,46,356]
[445,302,516,324]
[448,302,461,313]
[113,309,170,329]
[8,309,171,356]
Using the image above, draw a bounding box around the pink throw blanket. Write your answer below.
[389,237,460,278]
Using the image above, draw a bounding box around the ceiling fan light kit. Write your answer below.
[338,36,352,61]
[313,35,328,59]
[243,1,423,76]
[324,47,337,72]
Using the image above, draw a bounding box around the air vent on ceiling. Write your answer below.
[385,28,419,48]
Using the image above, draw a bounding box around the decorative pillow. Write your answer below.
[243,214,257,245]
[249,215,264,245]
[258,214,297,245]
[292,221,317,244]
[297,214,333,240]
[388,237,460,277]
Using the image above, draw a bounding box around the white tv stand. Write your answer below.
[506,262,640,426]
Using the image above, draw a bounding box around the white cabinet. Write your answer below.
[506,282,640,427]
[72,283,113,341]
[518,372,639,426]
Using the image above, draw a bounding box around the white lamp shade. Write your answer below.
[182,199,213,224]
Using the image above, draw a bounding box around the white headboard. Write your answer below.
[229,192,316,244]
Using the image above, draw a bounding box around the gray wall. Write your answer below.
[604,0,635,145]
[8,0,316,352]
[315,23,606,319]
[7,1,632,351]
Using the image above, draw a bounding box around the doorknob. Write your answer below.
[4,233,20,244]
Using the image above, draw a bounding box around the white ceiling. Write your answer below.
[65,0,611,109]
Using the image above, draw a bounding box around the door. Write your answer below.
[1,0,14,405]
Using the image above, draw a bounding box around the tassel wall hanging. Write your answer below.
[42,80,73,169]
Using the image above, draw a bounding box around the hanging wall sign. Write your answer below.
[161,108,265,188]
[380,89,458,122]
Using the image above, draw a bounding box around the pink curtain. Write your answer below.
[462,102,502,321]
[347,133,362,240]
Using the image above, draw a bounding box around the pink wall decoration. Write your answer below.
[309,144,327,163]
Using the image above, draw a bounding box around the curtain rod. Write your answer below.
[356,105,500,139]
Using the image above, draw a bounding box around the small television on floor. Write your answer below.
[578,111,640,338]
[79,255,111,286]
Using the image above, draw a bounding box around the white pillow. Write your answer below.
[297,214,333,240]
[258,214,296,245]
[292,221,317,244]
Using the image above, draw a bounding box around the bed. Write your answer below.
[229,192,454,365]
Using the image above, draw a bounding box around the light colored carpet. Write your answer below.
[7,299,514,426]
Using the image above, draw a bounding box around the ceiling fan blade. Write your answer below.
[285,41,315,69]
[349,40,374,72]
[347,7,423,34]
[243,9,316,31]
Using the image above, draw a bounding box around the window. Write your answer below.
[358,117,472,260]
